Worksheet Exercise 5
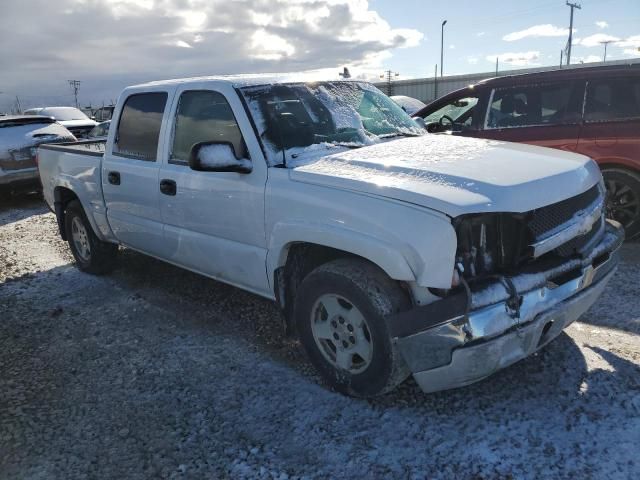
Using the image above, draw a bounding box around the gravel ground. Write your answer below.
[1,193,639,480]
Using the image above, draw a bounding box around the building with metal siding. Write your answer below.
[375,58,640,103]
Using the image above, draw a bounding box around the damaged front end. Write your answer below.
[388,183,624,393]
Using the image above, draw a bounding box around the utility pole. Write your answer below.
[433,64,438,100]
[560,50,564,68]
[600,40,614,62]
[495,57,499,76]
[565,1,581,65]
[440,20,447,77]
[68,80,81,108]
[380,70,399,96]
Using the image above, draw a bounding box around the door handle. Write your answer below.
[160,179,177,196]
[107,171,120,185]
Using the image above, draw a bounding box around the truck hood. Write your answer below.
[289,135,601,217]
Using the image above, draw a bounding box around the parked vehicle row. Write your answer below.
[414,63,640,238]
[0,115,76,196]
[24,106,97,139]
[38,76,623,397]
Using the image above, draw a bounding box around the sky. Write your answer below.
[0,0,639,111]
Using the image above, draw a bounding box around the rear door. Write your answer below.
[102,90,171,256]
[476,80,584,152]
[157,83,270,296]
[578,75,640,165]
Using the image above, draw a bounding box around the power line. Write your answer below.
[68,80,81,108]
[565,1,581,65]
[379,70,399,96]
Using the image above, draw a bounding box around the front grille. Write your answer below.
[554,216,603,257]
[68,126,92,138]
[527,184,600,239]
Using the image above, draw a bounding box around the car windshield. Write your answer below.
[241,81,424,165]
[424,96,478,124]
[40,107,89,121]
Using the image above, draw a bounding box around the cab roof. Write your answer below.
[130,73,362,89]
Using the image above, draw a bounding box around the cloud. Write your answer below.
[617,35,640,48]
[487,51,540,66]
[595,21,609,29]
[467,56,479,64]
[578,33,620,47]
[0,0,423,109]
[503,24,569,41]
[477,32,486,37]
[575,55,603,63]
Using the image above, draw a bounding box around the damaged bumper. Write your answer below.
[388,220,624,393]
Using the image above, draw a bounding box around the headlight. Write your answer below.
[453,213,529,280]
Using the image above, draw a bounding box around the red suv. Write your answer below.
[415,63,640,238]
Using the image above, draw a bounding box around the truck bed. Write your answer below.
[38,139,113,241]
[39,140,106,157]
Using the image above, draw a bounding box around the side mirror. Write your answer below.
[412,116,427,129]
[188,141,252,174]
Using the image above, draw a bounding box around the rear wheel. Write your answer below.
[294,258,411,397]
[64,200,118,274]
[603,168,640,239]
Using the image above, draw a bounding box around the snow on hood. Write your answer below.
[289,134,601,217]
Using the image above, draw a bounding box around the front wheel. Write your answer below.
[64,200,118,274]
[603,168,640,239]
[294,258,411,397]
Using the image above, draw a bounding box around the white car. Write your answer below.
[391,95,427,116]
[24,106,97,139]
[37,76,623,397]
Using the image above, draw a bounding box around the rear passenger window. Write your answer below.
[585,77,640,122]
[114,92,167,161]
[170,90,248,164]
[486,82,582,129]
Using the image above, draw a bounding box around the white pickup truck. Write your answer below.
[38,76,624,397]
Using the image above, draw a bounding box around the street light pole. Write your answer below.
[440,20,447,78]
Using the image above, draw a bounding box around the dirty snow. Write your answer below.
[1,194,639,479]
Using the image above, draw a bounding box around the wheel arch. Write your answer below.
[270,236,416,336]
[53,186,80,240]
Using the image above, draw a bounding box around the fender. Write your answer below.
[267,220,447,289]
[53,175,116,243]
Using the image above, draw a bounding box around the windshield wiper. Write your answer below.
[377,132,422,139]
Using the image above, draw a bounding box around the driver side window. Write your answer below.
[171,90,249,165]
[423,96,479,129]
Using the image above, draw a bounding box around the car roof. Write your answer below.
[131,73,364,89]
[475,62,640,88]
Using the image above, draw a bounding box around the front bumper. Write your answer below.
[388,220,624,393]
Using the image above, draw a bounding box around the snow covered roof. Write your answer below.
[131,72,363,89]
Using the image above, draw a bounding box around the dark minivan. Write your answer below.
[415,64,640,238]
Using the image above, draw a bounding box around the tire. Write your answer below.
[602,168,640,239]
[64,200,118,274]
[294,258,411,397]
[0,188,12,203]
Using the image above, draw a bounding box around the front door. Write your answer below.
[475,80,584,152]
[158,85,270,296]
[102,90,170,257]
